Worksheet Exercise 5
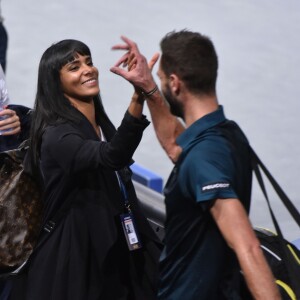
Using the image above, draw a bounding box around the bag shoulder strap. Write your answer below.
[34,194,75,252]
[250,147,300,298]
[250,147,300,229]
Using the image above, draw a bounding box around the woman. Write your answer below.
[10,39,160,300]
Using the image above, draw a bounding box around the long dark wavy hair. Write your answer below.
[30,39,111,169]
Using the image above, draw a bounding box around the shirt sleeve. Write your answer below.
[178,142,239,204]
[42,111,150,175]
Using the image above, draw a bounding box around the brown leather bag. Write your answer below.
[0,141,42,275]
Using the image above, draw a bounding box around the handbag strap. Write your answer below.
[34,195,75,252]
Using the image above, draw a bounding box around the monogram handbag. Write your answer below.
[0,140,42,277]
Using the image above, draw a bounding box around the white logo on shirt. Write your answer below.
[202,182,230,192]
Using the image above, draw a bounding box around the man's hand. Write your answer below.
[111,36,184,163]
[110,36,159,93]
[0,108,21,136]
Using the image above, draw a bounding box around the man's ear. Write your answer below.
[169,74,181,95]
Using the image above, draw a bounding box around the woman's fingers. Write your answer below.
[0,109,21,135]
[148,53,160,70]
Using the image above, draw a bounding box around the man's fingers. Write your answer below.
[110,66,129,79]
[128,58,137,71]
[110,36,156,91]
[112,52,130,68]
[111,36,139,53]
[120,36,139,51]
[111,44,129,51]
[125,53,135,70]
[148,52,160,71]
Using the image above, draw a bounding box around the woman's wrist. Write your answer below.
[128,92,145,119]
[131,91,145,105]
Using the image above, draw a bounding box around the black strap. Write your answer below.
[36,195,75,250]
[251,156,284,238]
[38,170,131,251]
[250,147,300,297]
[250,147,300,228]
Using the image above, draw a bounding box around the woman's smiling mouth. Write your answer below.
[82,78,97,85]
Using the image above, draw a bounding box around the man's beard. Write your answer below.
[163,85,184,119]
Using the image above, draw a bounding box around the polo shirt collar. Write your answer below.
[177,105,226,150]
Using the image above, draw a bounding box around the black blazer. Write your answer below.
[10,110,161,300]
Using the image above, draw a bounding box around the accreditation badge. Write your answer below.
[120,213,142,251]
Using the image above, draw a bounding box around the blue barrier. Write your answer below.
[130,163,163,193]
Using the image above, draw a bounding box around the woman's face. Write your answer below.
[60,53,100,103]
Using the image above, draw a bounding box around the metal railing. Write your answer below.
[133,181,166,241]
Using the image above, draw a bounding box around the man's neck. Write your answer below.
[183,93,219,127]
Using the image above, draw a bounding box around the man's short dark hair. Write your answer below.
[160,30,218,95]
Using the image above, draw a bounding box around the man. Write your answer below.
[111,30,281,299]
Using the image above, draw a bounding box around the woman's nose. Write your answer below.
[82,64,93,75]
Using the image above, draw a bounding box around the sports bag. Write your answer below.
[255,227,300,300]
[246,149,300,300]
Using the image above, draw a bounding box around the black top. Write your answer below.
[10,110,161,300]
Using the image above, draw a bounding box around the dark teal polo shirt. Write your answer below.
[158,106,252,300]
